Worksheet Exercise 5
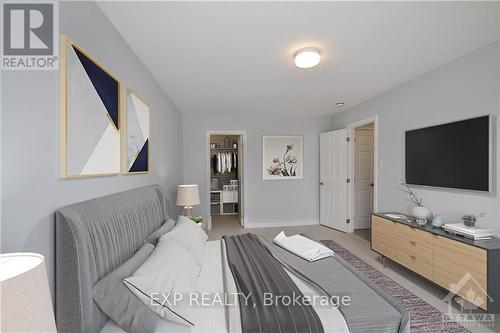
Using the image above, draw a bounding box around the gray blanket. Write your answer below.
[260,236,410,333]
[223,234,324,333]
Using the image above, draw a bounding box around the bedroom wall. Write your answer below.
[0,1,183,299]
[330,42,500,233]
[183,113,331,228]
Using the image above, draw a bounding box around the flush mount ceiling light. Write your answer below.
[294,47,321,69]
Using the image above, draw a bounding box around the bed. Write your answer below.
[56,185,409,333]
[99,240,350,333]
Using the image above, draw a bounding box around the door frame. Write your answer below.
[347,115,379,230]
[206,130,247,230]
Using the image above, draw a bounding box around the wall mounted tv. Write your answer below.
[405,115,490,192]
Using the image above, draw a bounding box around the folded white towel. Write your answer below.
[273,231,334,262]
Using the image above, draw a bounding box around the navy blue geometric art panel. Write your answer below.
[73,45,119,129]
[129,139,149,172]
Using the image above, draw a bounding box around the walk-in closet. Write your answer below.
[209,134,242,228]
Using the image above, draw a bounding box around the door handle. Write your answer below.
[320,182,324,186]
[370,183,374,187]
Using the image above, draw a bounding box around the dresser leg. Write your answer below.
[382,256,387,267]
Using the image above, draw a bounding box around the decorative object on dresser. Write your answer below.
[371,213,500,312]
[415,217,428,226]
[399,180,432,220]
[0,253,57,332]
[125,89,150,173]
[442,223,493,241]
[262,135,304,180]
[60,35,120,178]
[462,212,485,227]
[176,184,200,216]
[431,214,444,228]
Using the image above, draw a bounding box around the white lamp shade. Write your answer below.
[176,184,200,207]
[0,253,56,333]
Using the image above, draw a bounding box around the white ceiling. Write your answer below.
[98,1,499,116]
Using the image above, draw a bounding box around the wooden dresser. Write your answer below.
[371,213,500,313]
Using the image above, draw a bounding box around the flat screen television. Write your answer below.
[405,115,490,192]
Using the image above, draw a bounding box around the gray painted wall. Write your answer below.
[183,113,331,227]
[330,42,500,233]
[0,2,183,297]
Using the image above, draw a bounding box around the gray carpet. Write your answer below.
[321,240,470,333]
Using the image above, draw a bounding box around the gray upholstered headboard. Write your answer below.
[56,185,172,333]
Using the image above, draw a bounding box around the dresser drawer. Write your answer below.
[372,216,398,237]
[372,216,399,260]
[396,249,433,280]
[433,265,488,309]
[432,235,487,310]
[397,237,432,264]
[372,227,397,246]
[432,235,487,283]
[397,223,433,248]
[372,236,398,261]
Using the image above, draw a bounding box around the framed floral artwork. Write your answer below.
[262,136,303,180]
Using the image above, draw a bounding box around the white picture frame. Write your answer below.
[262,135,304,180]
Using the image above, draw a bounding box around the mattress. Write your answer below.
[100,240,349,333]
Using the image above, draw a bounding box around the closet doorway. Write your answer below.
[206,131,246,230]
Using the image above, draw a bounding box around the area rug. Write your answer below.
[320,240,470,333]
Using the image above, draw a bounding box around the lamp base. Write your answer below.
[183,206,192,217]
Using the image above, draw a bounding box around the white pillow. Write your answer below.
[124,237,199,327]
[161,215,208,265]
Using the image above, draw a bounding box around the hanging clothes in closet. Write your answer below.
[212,154,218,174]
[211,151,238,174]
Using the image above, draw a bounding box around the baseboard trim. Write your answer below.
[244,219,319,229]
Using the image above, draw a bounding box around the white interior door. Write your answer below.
[320,129,351,232]
[354,127,374,229]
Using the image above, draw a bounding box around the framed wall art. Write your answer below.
[262,135,303,180]
[60,35,120,178]
[125,89,150,173]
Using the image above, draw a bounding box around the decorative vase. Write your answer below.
[411,206,433,220]
[416,218,428,226]
[432,214,444,228]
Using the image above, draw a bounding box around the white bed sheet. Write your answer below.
[101,240,349,333]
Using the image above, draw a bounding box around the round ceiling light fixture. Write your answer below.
[294,47,321,69]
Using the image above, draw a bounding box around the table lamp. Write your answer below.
[0,252,57,332]
[176,184,200,216]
